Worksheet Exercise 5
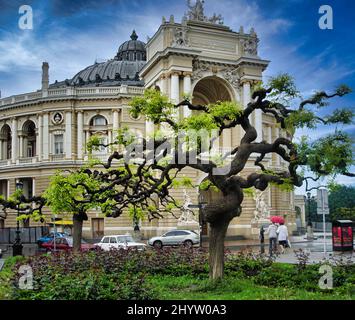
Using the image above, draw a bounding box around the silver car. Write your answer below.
[148,230,200,249]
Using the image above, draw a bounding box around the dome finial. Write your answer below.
[130,30,138,40]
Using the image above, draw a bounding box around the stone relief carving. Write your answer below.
[178,189,198,225]
[241,37,259,56]
[172,26,189,47]
[191,59,210,82]
[220,67,240,90]
[253,190,270,222]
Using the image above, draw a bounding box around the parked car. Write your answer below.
[42,237,95,252]
[37,232,69,248]
[94,235,146,251]
[148,230,200,249]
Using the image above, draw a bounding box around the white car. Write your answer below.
[95,235,146,251]
[148,230,200,249]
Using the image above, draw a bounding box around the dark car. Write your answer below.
[37,232,69,248]
[42,237,95,252]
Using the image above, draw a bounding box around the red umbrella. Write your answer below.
[270,216,285,224]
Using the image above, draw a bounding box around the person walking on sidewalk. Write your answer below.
[277,222,289,254]
[265,222,278,256]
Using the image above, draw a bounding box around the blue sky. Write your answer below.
[0,0,354,193]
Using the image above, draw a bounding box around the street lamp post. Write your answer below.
[188,194,207,248]
[198,194,207,249]
[13,181,24,257]
[306,192,314,240]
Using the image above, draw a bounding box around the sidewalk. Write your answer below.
[275,250,355,264]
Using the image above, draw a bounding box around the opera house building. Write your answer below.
[0,7,297,240]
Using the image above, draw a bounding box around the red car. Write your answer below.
[42,237,95,252]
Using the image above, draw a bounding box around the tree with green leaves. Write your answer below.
[80,74,353,280]
[43,170,122,252]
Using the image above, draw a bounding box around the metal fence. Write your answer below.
[0,226,49,244]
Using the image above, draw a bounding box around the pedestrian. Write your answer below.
[277,222,289,254]
[259,225,265,254]
[265,222,278,256]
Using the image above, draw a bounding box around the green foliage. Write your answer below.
[207,101,243,121]
[285,109,317,134]
[328,185,355,221]
[325,108,354,125]
[172,177,194,188]
[267,73,300,102]
[129,89,175,123]
[331,207,355,222]
[296,131,354,177]
[43,170,117,218]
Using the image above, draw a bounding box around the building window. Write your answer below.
[19,178,33,198]
[54,134,64,155]
[91,115,107,126]
[0,180,8,199]
[22,120,36,158]
[0,124,12,160]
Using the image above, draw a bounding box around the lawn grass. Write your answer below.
[0,256,25,300]
[147,275,354,300]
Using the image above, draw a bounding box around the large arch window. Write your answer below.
[192,76,234,152]
[22,120,36,158]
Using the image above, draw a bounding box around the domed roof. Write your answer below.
[50,31,146,88]
[116,30,146,61]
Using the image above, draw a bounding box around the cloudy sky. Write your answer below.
[0,0,354,193]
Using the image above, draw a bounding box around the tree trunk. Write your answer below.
[73,214,84,252]
[208,219,230,280]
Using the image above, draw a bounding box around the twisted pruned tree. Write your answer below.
[79,74,353,279]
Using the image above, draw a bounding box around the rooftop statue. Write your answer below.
[185,0,224,25]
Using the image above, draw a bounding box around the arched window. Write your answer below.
[22,120,36,158]
[89,115,108,156]
[0,124,12,160]
[90,115,107,126]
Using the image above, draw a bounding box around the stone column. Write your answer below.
[0,139,3,160]
[160,75,168,95]
[183,73,192,118]
[65,111,72,159]
[170,72,180,124]
[170,72,180,104]
[19,135,24,158]
[37,114,43,161]
[275,127,281,166]
[11,118,17,163]
[254,108,263,143]
[112,110,119,132]
[42,113,49,160]
[242,81,251,108]
[267,126,272,144]
[77,111,84,159]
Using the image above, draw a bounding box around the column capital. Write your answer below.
[182,71,193,77]
[167,71,182,78]
[240,78,260,86]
